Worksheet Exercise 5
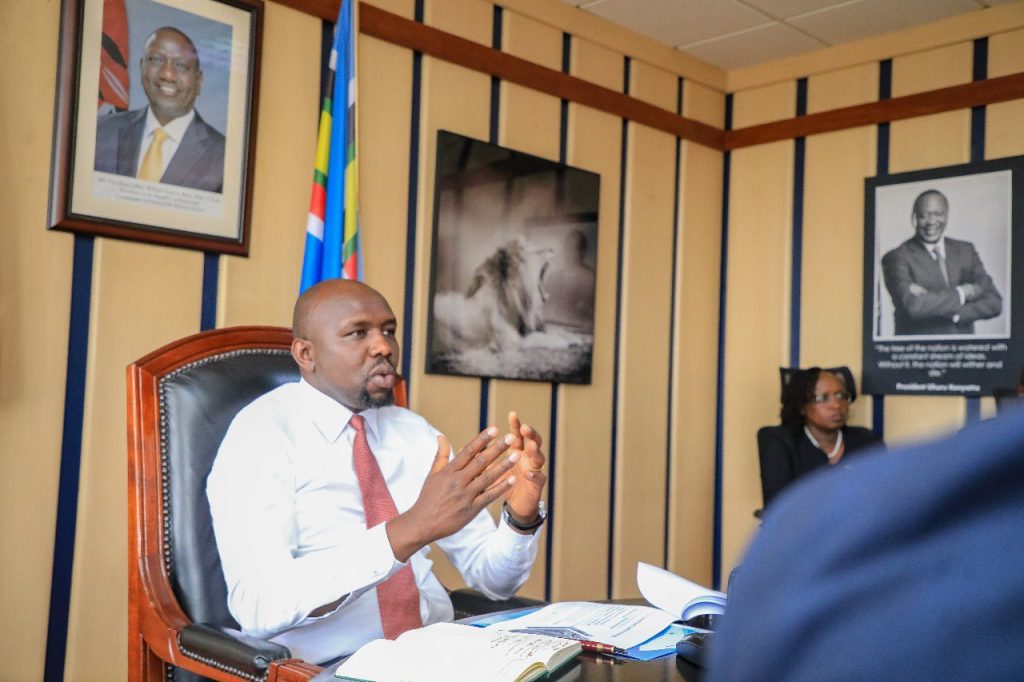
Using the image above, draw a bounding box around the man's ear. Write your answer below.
[291,338,315,372]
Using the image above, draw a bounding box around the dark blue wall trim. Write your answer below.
[966,37,988,424]
[478,4,503,431]
[200,253,219,331]
[664,76,684,568]
[712,94,733,591]
[872,59,892,438]
[44,235,94,682]
[790,78,808,368]
[607,55,630,599]
[400,0,425,384]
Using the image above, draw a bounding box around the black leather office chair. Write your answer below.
[128,326,542,682]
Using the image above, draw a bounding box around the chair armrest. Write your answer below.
[178,623,292,680]
[449,588,547,620]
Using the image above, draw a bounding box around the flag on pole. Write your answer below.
[300,0,361,293]
[98,0,129,115]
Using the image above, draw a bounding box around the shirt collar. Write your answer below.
[923,237,946,258]
[143,106,195,143]
[298,378,380,443]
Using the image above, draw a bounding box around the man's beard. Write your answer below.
[358,386,395,410]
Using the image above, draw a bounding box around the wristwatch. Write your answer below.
[502,501,547,533]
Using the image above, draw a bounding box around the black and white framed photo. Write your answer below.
[426,130,601,384]
[862,155,1024,396]
[49,0,262,254]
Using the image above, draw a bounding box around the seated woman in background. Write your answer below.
[758,367,883,508]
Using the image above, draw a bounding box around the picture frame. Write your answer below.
[862,155,1024,397]
[48,0,262,255]
[426,130,601,384]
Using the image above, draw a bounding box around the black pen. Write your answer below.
[580,640,627,656]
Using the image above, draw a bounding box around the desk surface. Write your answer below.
[313,601,703,682]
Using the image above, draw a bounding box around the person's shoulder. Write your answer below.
[882,238,918,259]
[191,110,225,144]
[758,424,798,448]
[96,108,145,133]
[228,381,302,427]
[843,424,883,449]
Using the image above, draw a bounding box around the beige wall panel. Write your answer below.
[732,81,796,128]
[802,128,877,426]
[721,140,795,584]
[360,32,414,320]
[683,79,726,129]
[363,0,414,18]
[487,9,564,600]
[610,61,678,597]
[892,43,972,97]
[221,3,319,328]
[571,35,624,91]
[807,63,878,114]
[413,2,492,590]
[65,240,203,681]
[668,140,723,586]
[543,36,623,601]
[986,28,1024,159]
[885,42,975,441]
[803,61,878,428]
[0,1,66,677]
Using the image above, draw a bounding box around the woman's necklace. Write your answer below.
[804,426,844,462]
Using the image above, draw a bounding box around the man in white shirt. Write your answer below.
[207,279,547,663]
[94,26,225,193]
[881,189,1001,335]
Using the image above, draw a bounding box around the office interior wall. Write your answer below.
[0,0,723,678]
[718,8,1024,584]
[3,0,1022,675]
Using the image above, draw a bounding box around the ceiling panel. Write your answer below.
[579,0,772,47]
[682,21,826,70]
[788,0,984,45]
[738,0,851,19]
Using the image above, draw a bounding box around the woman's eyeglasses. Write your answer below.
[812,391,851,404]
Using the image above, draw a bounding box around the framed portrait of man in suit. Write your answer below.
[49,0,262,255]
[862,155,1024,397]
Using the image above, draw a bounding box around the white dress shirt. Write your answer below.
[206,379,539,663]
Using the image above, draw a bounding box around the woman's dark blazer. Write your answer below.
[757,425,883,507]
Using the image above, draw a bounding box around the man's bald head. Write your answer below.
[290,279,399,411]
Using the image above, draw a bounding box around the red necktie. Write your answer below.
[349,414,423,639]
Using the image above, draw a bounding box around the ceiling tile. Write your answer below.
[682,22,827,69]
[580,0,773,47]
[790,0,983,45]
[739,0,851,20]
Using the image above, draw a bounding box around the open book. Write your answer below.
[334,622,581,682]
[636,561,726,622]
[481,563,726,661]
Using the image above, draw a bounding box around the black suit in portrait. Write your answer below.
[757,424,883,507]
[881,236,1001,335]
[94,107,225,193]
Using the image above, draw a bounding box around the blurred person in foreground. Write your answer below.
[711,404,1024,680]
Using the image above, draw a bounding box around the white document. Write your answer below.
[637,561,726,621]
[487,601,676,649]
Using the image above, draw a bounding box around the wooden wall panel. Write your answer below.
[801,64,878,429]
[360,29,414,330]
[549,36,622,601]
[221,2,321,328]
[987,28,1024,159]
[720,78,796,585]
[667,83,724,586]
[412,0,494,591]
[611,60,678,597]
[0,2,67,679]
[65,240,203,681]
[492,9,563,600]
